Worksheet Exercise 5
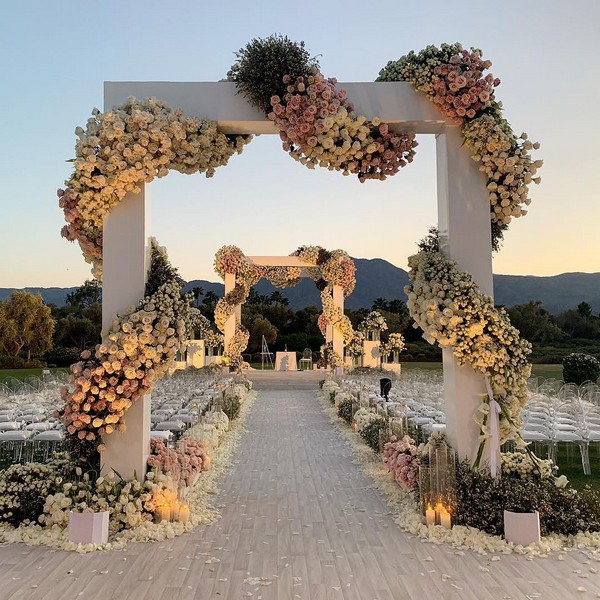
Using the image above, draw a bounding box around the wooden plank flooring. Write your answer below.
[0,372,598,599]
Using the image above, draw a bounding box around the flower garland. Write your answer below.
[377,43,542,245]
[268,72,417,182]
[59,97,251,277]
[405,249,532,443]
[59,240,194,449]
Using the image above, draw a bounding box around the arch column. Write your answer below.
[325,284,345,369]
[100,186,151,479]
[224,272,241,356]
[436,125,495,463]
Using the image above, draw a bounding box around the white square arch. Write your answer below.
[101,81,493,478]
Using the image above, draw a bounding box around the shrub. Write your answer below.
[360,417,388,453]
[455,460,600,536]
[563,353,600,385]
[337,398,353,424]
[0,355,46,369]
[43,346,81,367]
[0,456,71,526]
[222,395,241,421]
[227,35,318,114]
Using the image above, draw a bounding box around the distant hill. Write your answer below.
[1,258,598,315]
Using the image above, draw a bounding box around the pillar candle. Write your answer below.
[435,503,442,525]
[178,504,190,524]
[440,510,452,529]
[156,505,170,523]
[170,501,180,522]
[425,506,436,526]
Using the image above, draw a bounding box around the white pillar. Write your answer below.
[223,273,238,352]
[101,186,151,480]
[332,285,345,362]
[436,126,494,463]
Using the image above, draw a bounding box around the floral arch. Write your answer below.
[58,37,541,479]
[213,246,356,368]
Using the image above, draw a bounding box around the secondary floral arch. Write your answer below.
[213,245,356,366]
[58,35,541,459]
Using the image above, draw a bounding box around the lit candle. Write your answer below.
[435,503,443,525]
[425,505,435,526]
[155,505,170,523]
[178,504,190,523]
[170,501,180,522]
[353,421,358,433]
[440,509,452,529]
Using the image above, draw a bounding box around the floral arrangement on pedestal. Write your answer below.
[359,311,388,334]
[147,438,209,488]
[380,332,406,363]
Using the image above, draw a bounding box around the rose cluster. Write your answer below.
[268,71,417,182]
[405,250,531,440]
[59,98,251,277]
[382,435,420,491]
[147,438,209,487]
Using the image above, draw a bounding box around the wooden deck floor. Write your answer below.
[0,373,597,599]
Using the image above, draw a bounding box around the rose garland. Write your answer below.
[58,97,251,277]
[377,43,542,246]
[59,240,195,449]
[405,249,532,445]
[228,35,417,182]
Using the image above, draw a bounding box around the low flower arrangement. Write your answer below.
[321,381,600,555]
[147,438,209,488]
[382,435,420,491]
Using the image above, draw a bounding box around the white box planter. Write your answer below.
[503,510,540,546]
[68,511,109,545]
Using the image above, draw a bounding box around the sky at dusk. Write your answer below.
[1,0,599,288]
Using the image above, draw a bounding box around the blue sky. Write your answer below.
[1,0,599,287]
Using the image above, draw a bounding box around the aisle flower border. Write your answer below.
[0,387,256,553]
[319,382,600,559]
[213,245,356,365]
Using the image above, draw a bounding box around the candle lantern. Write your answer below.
[418,437,456,528]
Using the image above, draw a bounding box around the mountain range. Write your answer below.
[1,258,599,315]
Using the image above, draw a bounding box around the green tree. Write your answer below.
[0,292,55,360]
[66,279,102,308]
[508,301,564,344]
[247,316,277,353]
[190,286,204,308]
[55,315,98,351]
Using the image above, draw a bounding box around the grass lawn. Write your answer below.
[402,362,564,380]
[0,368,70,382]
